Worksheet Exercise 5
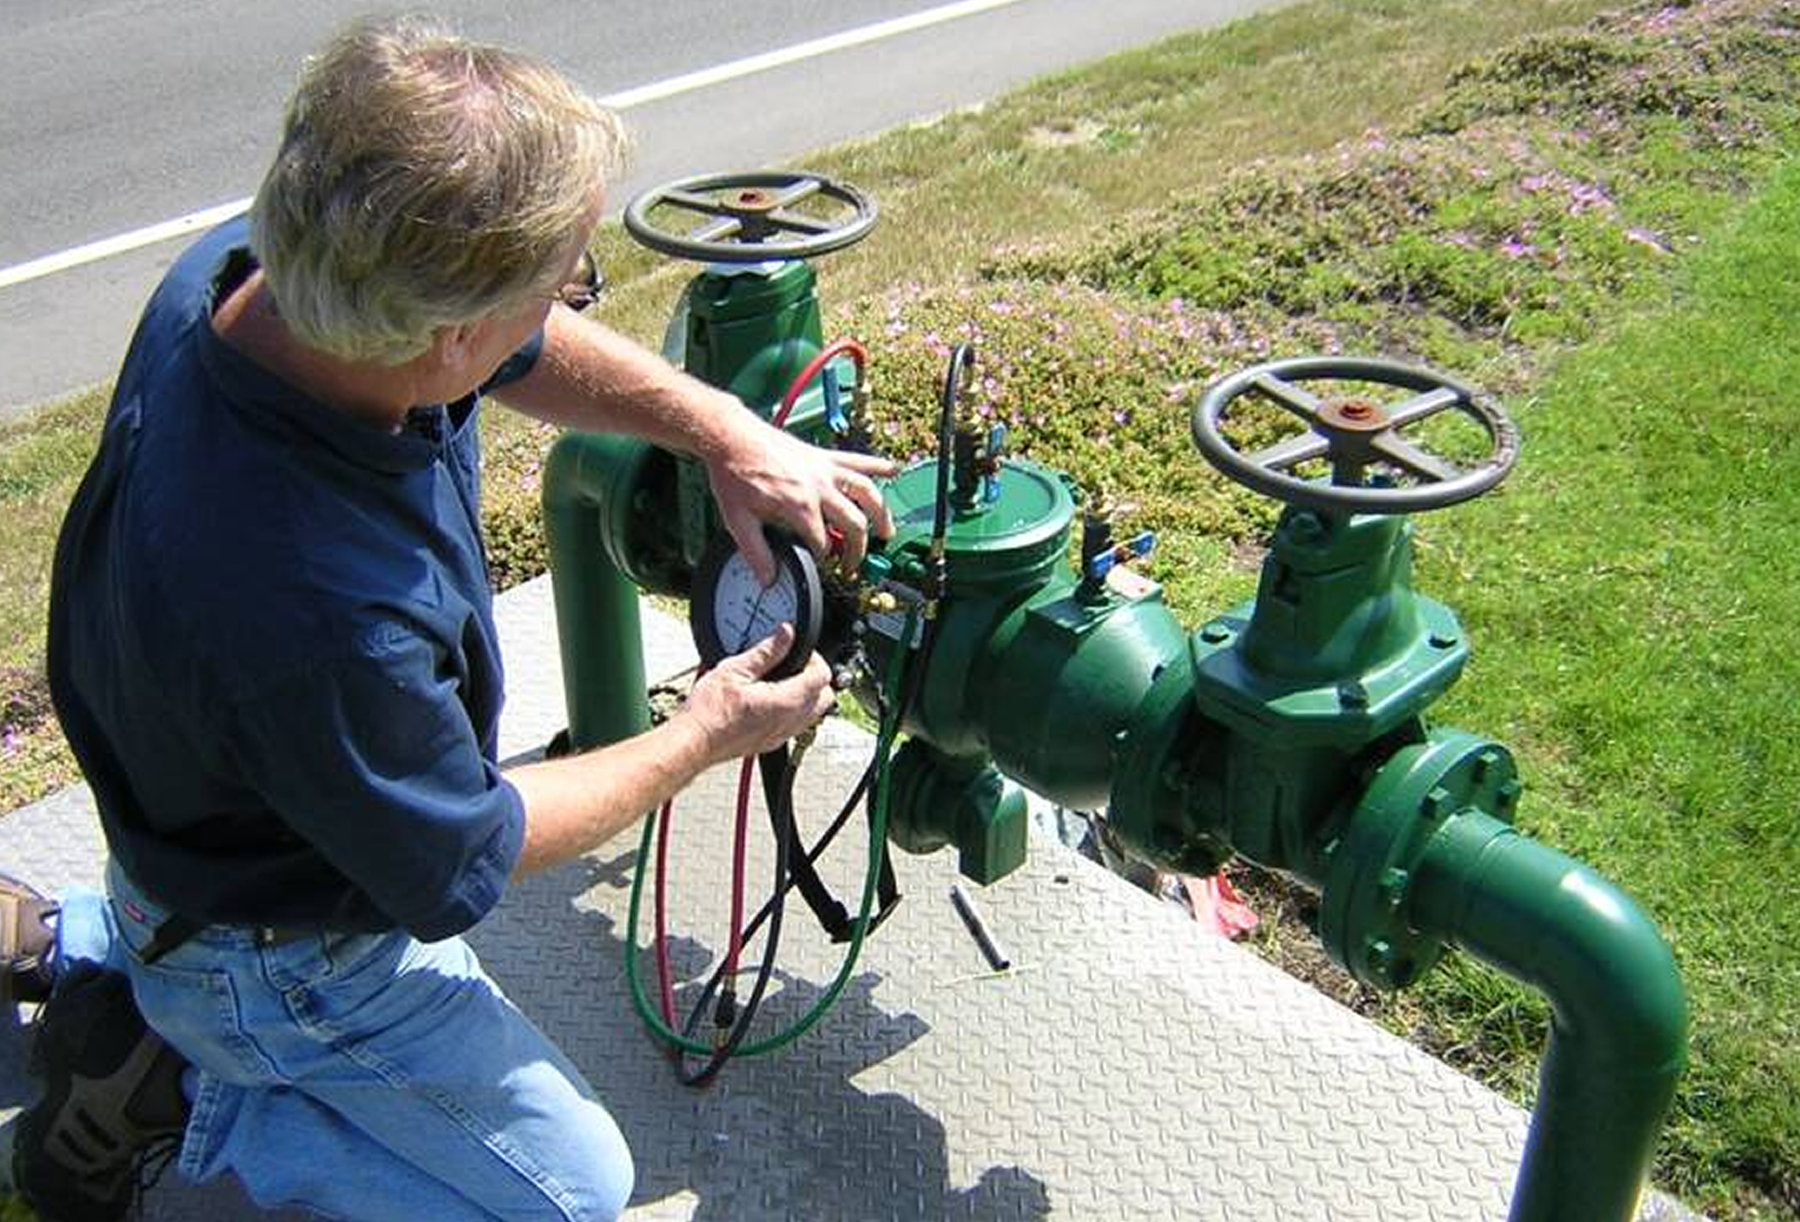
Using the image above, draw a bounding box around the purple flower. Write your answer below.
[1567,182,1614,214]
[1500,236,1533,260]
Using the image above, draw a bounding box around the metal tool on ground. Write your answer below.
[948,882,1012,972]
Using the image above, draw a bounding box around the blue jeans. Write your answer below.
[54,863,634,1221]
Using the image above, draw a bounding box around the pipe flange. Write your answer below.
[1318,730,1520,990]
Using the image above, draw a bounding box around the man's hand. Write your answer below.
[508,624,833,876]
[707,415,896,586]
[681,624,836,764]
[497,310,896,582]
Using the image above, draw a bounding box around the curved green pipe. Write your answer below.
[1410,810,1688,1222]
[541,431,655,751]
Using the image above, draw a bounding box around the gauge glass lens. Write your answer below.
[712,551,799,654]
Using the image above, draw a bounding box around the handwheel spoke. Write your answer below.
[1250,374,1326,425]
[663,189,729,217]
[770,178,823,209]
[1371,432,1462,483]
[1248,430,1331,473]
[688,217,744,244]
[768,209,836,235]
[1388,386,1463,427]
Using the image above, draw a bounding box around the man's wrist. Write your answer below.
[661,704,726,773]
[685,387,762,464]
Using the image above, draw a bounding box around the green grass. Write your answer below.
[0,389,105,808]
[1415,153,1800,1217]
[5,0,1800,1217]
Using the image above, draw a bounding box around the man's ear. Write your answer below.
[435,322,476,367]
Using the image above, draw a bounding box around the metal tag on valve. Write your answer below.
[863,582,927,649]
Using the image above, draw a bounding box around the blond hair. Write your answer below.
[249,16,629,364]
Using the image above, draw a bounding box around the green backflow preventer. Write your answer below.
[542,171,1687,1222]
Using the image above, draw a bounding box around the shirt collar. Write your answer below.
[194,246,443,476]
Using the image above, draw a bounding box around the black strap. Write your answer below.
[757,748,853,942]
[137,914,204,965]
[867,782,903,935]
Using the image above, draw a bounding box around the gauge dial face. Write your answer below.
[691,529,825,681]
[712,551,799,655]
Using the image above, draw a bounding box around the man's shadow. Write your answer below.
[475,850,1052,1222]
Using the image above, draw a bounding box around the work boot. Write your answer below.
[12,965,189,1222]
[0,872,58,1004]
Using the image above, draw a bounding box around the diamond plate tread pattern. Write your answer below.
[0,576,1707,1222]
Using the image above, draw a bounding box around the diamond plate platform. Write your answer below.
[0,576,1704,1221]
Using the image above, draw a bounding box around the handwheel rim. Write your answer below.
[624,170,879,263]
[1192,356,1519,514]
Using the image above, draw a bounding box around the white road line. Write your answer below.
[0,0,1031,292]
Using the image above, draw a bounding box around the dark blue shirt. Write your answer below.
[48,218,538,941]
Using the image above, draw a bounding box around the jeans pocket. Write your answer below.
[284,930,413,1037]
[129,954,284,1086]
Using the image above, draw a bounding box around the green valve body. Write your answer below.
[863,458,1189,880]
[541,234,1687,1221]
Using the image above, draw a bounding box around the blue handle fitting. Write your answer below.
[1084,530,1156,582]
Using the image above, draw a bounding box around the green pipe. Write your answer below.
[1410,810,1688,1222]
[541,431,655,750]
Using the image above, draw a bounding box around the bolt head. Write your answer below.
[1420,785,1453,819]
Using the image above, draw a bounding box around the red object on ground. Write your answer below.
[1181,872,1259,939]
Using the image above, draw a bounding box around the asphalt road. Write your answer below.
[0,0,1286,418]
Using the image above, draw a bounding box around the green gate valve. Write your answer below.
[1185,357,1521,753]
[545,170,877,752]
[1180,357,1686,1222]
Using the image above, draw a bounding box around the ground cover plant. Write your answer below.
[3,0,1798,1217]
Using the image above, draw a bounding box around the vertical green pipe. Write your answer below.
[541,432,652,750]
[1410,811,1688,1222]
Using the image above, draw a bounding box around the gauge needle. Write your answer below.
[735,582,775,653]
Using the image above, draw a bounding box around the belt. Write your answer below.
[138,913,320,965]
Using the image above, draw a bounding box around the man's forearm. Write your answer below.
[496,306,752,460]
[505,713,716,877]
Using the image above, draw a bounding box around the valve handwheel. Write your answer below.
[1192,356,1520,513]
[624,170,878,263]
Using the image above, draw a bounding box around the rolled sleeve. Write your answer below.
[223,622,525,940]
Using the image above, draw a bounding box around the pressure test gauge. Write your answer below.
[690,529,825,680]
